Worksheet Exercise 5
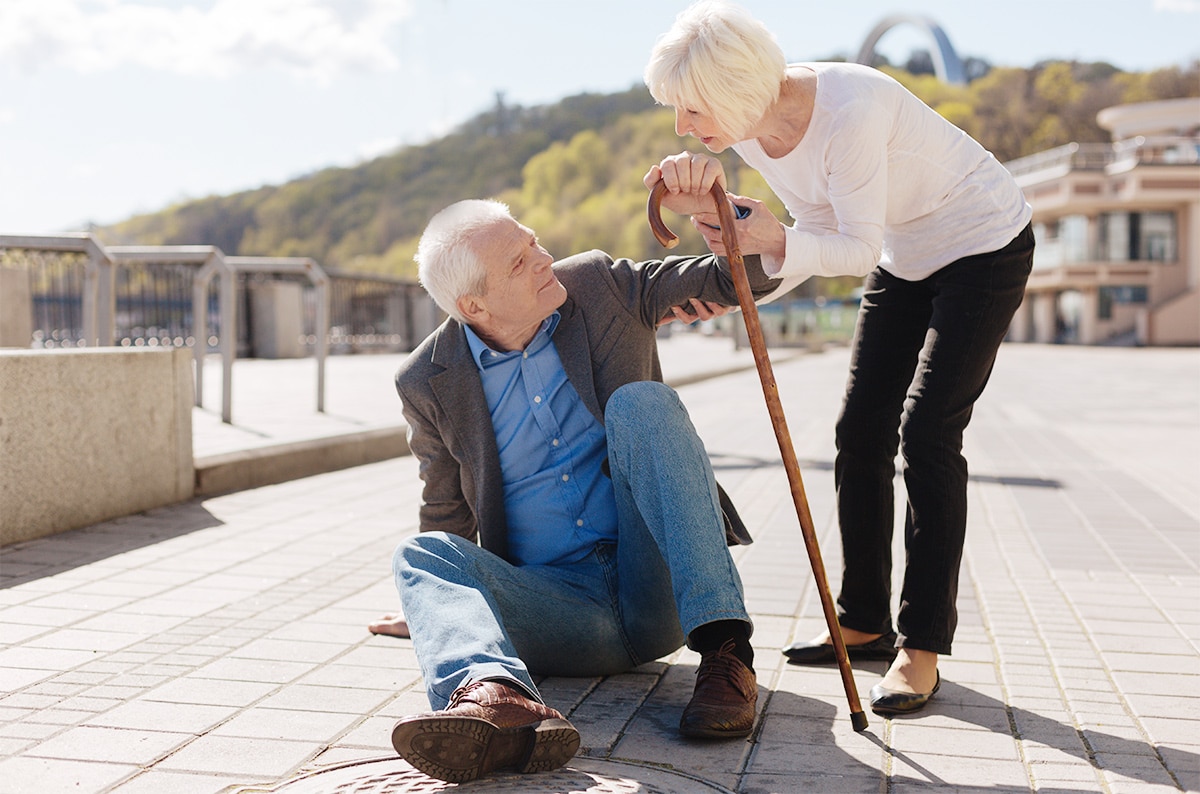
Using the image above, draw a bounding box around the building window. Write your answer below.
[1098,213,1129,262]
[1098,285,1149,319]
[1060,215,1090,263]
[1140,212,1177,262]
[1032,222,1058,270]
[1098,211,1177,262]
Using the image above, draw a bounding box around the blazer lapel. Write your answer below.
[428,321,508,556]
[554,297,603,423]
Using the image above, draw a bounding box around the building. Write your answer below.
[1005,97,1200,345]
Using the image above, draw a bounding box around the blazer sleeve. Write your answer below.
[395,371,478,543]
[604,252,783,329]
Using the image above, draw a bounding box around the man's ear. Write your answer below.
[456,294,488,324]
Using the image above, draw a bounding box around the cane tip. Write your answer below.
[851,711,869,732]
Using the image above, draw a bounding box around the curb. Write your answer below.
[194,425,409,496]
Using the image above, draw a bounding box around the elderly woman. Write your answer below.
[643,1,1033,716]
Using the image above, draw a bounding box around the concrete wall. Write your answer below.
[1151,289,1200,345]
[1,347,194,545]
[250,282,305,359]
[0,268,33,348]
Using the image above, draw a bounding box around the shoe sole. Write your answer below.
[679,721,755,739]
[785,646,899,665]
[391,715,579,783]
[784,635,899,665]
[679,704,757,739]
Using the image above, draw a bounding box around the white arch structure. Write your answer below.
[855,14,967,85]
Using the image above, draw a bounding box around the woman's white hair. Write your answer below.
[644,1,787,141]
[415,199,513,324]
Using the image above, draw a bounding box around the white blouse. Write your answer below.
[734,62,1031,285]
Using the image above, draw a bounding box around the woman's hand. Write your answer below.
[644,152,728,216]
[692,194,787,262]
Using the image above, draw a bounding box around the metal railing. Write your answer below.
[1006,134,1200,179]
[326,271,432,354]
[1,233,435,424]
[0,233,109,347]
[1006,142,1116,178]
[1111,135,1200,169]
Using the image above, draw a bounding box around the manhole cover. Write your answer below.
[231,756,735,793]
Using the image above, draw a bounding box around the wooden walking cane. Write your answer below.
[648,180,869,732]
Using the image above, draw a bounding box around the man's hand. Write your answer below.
[657,298,736,327]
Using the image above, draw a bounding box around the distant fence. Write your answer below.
[0,233,440,423]
[715,297,860,348]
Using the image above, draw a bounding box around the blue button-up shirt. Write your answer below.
[464,313,617,566]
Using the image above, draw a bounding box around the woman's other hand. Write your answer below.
[692,193,786,261]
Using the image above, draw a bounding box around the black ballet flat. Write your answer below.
[783,631,898,665]
[869,672,941,716]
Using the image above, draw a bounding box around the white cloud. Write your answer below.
[1154,0,1200,11]
[0,0,415,83]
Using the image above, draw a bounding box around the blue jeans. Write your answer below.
[394,381,751,710]
[834,224,1034,655]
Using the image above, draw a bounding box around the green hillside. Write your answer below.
[100,61,1198,283]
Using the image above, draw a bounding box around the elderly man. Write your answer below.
[387,194,780,783]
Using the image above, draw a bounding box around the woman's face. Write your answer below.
[674,106,732,153]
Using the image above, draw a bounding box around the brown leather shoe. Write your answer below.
[679,639,758,738]
[391,680,580,783]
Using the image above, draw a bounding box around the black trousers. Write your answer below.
[833,224,1034,655]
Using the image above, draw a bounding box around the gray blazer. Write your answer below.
[395,248,782,562]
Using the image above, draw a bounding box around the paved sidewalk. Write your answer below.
[1,340,1197,793]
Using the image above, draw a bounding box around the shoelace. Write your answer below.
[695,640,748,690]
[446,680,489,709]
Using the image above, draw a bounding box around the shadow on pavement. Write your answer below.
[889,678,1193,789]
[0,500,224,588]
[763,681,1191,790]
[709,451,1062,489]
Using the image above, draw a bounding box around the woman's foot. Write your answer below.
[878,648,938,693]
[368,614,410,638]
[869,648,940,715]
[783,626,898,665]
[830,627,885,646]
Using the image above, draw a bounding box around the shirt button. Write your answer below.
[533,395,542,404]
[576,519,584,527]
[561,474,569,482]
[523,352,529,359]
[552,439,560,447]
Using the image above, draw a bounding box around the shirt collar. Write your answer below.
[464,311,560,370]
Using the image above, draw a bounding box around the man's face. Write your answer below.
[468,216,566,350]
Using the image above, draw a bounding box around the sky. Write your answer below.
[1,0,1198,235]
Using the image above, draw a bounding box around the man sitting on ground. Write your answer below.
[387,191,779,783]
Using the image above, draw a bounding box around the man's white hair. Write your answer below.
[415,199,514,323]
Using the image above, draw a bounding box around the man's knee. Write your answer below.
[606,381,688,438]
[393,532,468,580]
[607,381,677,419]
